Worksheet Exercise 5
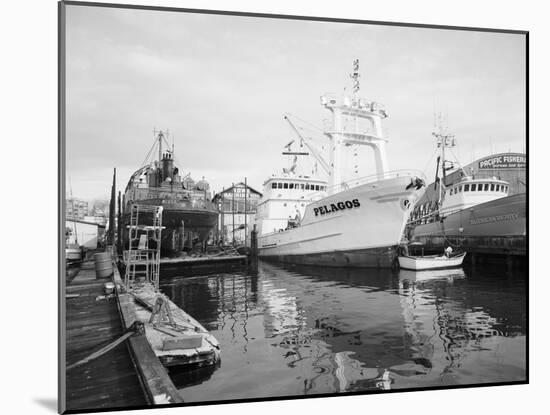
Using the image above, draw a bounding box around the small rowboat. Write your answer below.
[398,252,466,271]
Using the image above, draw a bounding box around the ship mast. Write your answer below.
[156,129,163,162]
[432,114,456,207]
[321,59,389,194]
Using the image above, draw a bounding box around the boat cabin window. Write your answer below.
[496,184,500,192]
[504,186,508,192]
[289,183,294,189]
[284,183,288,189]
[305,184,310,190]
[477,184,483,191]
[458,185,462,192]
[484,183,489,191]
[277,183,282,189]
[315,185,320,191]
[300,184,304,190]
[464,184,470,191]
[490,184,495,191]
[272,182,277,189]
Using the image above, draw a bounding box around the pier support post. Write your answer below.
[249,225,258,275]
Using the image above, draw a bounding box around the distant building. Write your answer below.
[65,219,106,249]
[212,182,262,245]
[66,197,89,219]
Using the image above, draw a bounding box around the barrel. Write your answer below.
[94,252,113,279]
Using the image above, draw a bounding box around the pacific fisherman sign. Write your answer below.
[478,154,526,169]
[314,199,360,216]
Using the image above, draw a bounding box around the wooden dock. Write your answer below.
[159,255,248,279]
[65,261,147,412]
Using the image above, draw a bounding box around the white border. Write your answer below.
[2,1,543,414]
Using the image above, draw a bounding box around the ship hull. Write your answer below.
[258,174,425,268]
[260,245,398,268]
[122,204,218,256]
[409,193,526,256]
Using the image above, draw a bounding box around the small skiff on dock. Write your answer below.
[398,252,466,271]
[130,282,220,368]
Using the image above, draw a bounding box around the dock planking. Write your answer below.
[65,262,147,412]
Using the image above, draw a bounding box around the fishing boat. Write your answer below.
[252,60,427,268]
[398,252,466,271]
[406,124,526,255]
[122,130,218,256]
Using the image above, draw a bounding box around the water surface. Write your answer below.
[160,261,526,402]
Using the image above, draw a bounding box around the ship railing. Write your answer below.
[311,169,425,198]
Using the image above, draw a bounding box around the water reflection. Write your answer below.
[160,260,526,402]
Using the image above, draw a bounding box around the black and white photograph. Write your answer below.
[58,1,528,413]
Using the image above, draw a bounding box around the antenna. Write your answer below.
[350,59,360,95]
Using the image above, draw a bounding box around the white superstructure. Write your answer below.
[253,60,426,267]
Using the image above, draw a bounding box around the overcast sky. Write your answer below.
[65,4,526,201]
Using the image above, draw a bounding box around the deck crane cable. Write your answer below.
[284,113,326,135]
[448,147,469,177]
[140,137,159,168]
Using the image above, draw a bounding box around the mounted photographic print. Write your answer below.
[59,1,528,413]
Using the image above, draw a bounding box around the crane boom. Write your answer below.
[283,115,330,175]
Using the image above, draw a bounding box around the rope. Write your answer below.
[284,113,325,134]
[140,138,158,168]
[66,322,143,371]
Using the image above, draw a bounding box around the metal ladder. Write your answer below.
[124,204,164,290]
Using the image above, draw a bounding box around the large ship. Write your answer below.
[122,130,218,256]
[252,60,427,268]
[406,128,526,256]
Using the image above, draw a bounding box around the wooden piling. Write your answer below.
[249,224,258,274]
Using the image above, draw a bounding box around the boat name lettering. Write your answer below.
[469,212,519,225]
[478,155,526,169]
[313,199,360,216]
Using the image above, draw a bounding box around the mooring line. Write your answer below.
[67,322,144,371]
